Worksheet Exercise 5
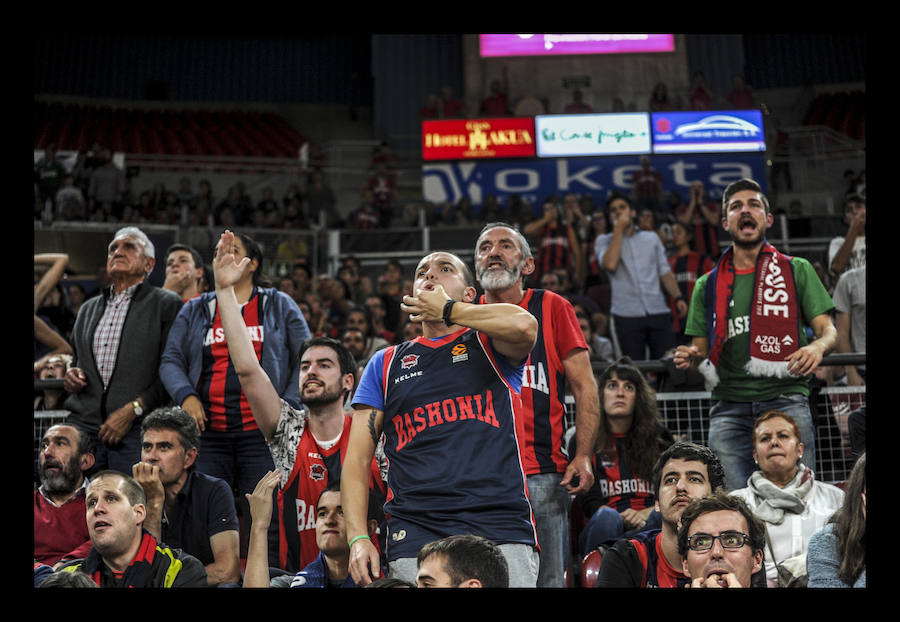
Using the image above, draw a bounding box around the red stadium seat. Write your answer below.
[580,548,604,588]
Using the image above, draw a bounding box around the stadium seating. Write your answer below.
[33,101,306,158]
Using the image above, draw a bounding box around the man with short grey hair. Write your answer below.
[64,226,182,474]
[473,221,599,588]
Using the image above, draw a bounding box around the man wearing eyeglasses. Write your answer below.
[677,490,765,588]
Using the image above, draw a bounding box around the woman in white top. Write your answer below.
[730,410,844,587]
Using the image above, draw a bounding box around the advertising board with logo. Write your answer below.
[422,117,536,161]
[651,110,766,153]
[535,113,652,157]
[422,153,767,209]
[479,34,675,57]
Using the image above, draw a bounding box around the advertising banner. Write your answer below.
[422,153,767,209]
[535,113,652,157]
[479,34,675,57]
[422,117,536,161]
[651,110,766,153]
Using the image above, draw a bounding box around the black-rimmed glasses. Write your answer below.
[686,530,750,552]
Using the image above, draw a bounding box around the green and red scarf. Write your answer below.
[699,240,801,389]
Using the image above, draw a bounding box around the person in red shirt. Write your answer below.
[726,74,756,109]
[480,66,509,117]
[667,221,715,343]
[34,424,95,567]
[439,85,467,118]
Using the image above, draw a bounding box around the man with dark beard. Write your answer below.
[34,424,95,567]
[473,222,600,588]
[674,179,836,491]
[212,229,386,576]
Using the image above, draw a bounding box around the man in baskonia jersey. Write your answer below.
[342,250,540,587]
[594,441,725,588]
[474,222,600,587]
[211,230,386,575]
[674,178,836,491]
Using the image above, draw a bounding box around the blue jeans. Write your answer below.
[198,428,278,563]
[708,394,815,491]
[579,507,662,556]
[527,472,570,588]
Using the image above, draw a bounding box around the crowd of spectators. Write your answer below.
[33,73,865,588]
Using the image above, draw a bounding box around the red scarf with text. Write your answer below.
[704,241,800,385]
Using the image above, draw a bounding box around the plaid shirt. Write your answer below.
[92,282,140,388]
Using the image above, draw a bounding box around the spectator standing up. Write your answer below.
[159,231,310,563]
[594,441,726,588]
[523,196,584,288]
[211,230,385,575]
[631,156,666,214]
[667,221,715,345]
[474,223,599,587]
[63,227,182,474]
[573,358,672,558]
[34,423,95,568]
[162,243,205,303]
[725,74,755,109]
[439,85,467,118]
[687,71,714,111]
[828,194,866,278]
[56,470,208,587]
[674,179,836,491]
[342,251,540,587]
[833,265,866,386]
[87,148,126,221]
[595,193,686,361]
[34,143,67,213]
[648,82,674,112]
[480,66,510,116]
[132,407,241,587]
[676,180,723,260]
[564,89,594,114]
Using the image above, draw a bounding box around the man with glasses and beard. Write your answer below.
[674,179,836,491]
[34,424,95,567]
[473,222,600,588]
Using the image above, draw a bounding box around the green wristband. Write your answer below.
[349,534,371,549]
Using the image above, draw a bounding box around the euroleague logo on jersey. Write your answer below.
[451,343,468,363]
[400,354,419,370]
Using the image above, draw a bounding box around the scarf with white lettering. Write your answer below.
[699,240,800,390]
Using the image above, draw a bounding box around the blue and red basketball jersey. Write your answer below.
[353,327,537,561]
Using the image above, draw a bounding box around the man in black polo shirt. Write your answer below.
[133,406,240,587]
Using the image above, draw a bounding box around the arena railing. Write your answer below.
[35,354,864,486]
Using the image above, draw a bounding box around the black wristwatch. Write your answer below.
[442,299,456,327]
